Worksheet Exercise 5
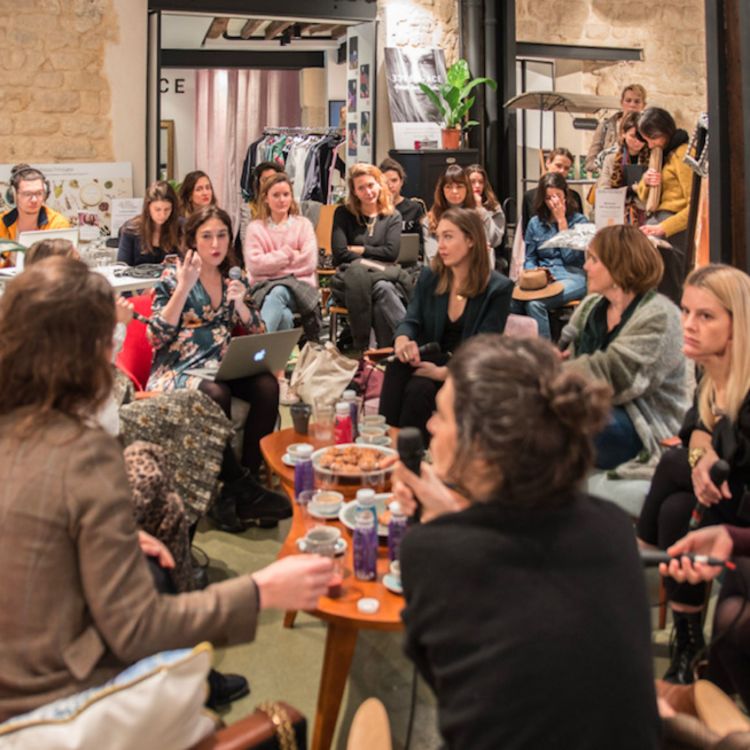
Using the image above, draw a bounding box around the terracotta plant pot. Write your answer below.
[441,127,462,149]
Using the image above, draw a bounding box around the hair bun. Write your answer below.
[546,370,612,437]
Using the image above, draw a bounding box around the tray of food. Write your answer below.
[311,443,397,490]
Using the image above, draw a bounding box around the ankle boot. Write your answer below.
[208,489,246,533]
[664,610,706,685]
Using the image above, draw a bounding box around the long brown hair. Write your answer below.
[256,173,300,221]
[0,257,115,431]
[179,170,216,216]
[344,163,394,219]
[447,335,611,504]
[431,207,490,297]
[427,164,474,233]
[183,205,238,276]
[466,164,500,211]
[127,180,181,254]
[609,111,650,189]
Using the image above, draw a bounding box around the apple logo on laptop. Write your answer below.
[254,349,267,363]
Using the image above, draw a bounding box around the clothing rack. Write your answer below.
[262,126,342,137]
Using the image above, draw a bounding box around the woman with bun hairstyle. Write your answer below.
[118,181,181,266]
[392,334,660,749]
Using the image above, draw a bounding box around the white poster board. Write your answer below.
[110,198,143,237]
[384,47,446,150]
[0,162,133,238]
[595,187,627,229]
[346,23,375,168]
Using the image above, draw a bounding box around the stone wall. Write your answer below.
[0,0,117,164]
[516,0,707,129]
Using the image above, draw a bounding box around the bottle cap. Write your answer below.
[357,597,380,614]
[388,501,404,515]
[343,389,357,400]
[335,402,350,415]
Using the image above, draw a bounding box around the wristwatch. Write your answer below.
[688,447,707,469]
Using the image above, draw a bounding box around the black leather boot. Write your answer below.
[207,489,246,533]
[206,669,249,709]
[664,610,706,684]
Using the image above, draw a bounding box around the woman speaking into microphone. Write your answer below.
[379,207,512,442]
[392,334,660,749]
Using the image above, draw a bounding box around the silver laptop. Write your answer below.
[397,234,421,265]
[17,228,79,249]
[186,328,302,382]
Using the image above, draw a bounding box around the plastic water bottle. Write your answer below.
[342,389,359,439]
[293,444,315,497]
[353,510,377,581]
[355,488,378,528]
[334,402,352,444]
[387,501,407,561]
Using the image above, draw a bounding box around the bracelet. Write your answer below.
[688,447,707,469]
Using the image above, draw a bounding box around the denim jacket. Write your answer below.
[524,212,589,270]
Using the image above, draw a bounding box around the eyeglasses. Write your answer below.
[18,190,45,200]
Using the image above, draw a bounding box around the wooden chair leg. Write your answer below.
[284,610,297,628]
[659,577,667,630]
[330,310,338,343]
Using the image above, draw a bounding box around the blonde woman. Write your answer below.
[330,163,405,350]
[638,264,750,685]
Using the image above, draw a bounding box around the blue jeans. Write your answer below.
[261,286,297,332]
[594,406,643,470]
[512,266,587,339]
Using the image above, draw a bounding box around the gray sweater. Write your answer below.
[567,291,689,475]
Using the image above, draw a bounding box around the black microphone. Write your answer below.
[397,427,424,525]
[558,323,577,351]
[227,266,242,314]
[688,459,731,531]
[384,342,440,364]
[640,548,735,570]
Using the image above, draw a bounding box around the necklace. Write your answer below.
[364,215,377,238]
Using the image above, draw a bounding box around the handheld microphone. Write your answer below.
[688,459,731,531]
[397,427,424,525]
[640,548,736,570]
[385,342,440,364]
[227,266,242,315]
[558,323,577,352]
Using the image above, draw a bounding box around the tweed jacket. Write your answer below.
[567,291,689,468]
[0,412,258,722]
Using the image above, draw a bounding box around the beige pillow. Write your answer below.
[0,642,218,750]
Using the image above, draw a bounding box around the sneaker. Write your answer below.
[279,377,299,406]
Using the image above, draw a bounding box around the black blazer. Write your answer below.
[394,267,513,345]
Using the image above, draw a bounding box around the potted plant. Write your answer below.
[418,59,497,149]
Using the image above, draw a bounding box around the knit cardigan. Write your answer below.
[567,291,689,475]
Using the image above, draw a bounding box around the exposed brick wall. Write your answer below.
[0,0,116,163]
[516,0,707,129]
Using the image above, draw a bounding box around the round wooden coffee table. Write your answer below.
[260,428,404,750]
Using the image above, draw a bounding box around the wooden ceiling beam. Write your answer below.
[239,19,264,39]
[205,17,230,40]
[265,21,293,40]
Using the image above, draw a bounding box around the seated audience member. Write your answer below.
[244,173,321,342]
[118,181,181,266]
[331,163,407,351]
[179,170,216,218]
[513,172,589,339]
[393,334,660,750]
[423,165,502,262]
[379,157,427,259]
[638,264,750,686]
[25,237,79,265]
[585,83,647,173]
[597,110,650,225]
[147,206,289,532]
[0,256,334,723]
[564,225,687,471]
[0,164,70,265]
[636,107,693,304]
[466,164,507,270]
[661,524,750,711]
[521,148,584,234]
[250,161,285,219]
[379,208,512,442]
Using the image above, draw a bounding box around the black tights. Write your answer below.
[198,373,279,476]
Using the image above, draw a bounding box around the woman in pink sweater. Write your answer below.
[243,173,319,334]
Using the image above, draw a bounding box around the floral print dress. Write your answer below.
[146,265,264,391]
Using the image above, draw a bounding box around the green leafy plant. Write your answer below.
[418,59,497,131]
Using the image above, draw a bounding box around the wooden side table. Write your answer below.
[260,429,404,750]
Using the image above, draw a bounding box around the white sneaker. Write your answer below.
[279,378,299,406]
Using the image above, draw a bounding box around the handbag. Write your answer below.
[289,341,359,406]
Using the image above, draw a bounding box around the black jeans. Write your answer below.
[378,353,449,444]
[199,373,279,474]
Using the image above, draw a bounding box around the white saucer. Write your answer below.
[282,453,296,467]
[297,537,347,556]
[308,502,342,520]
[382,573,403,595]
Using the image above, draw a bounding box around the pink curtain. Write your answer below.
[194,69,301,234]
